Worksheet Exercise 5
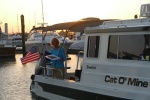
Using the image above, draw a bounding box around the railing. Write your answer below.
[76,51,84,70]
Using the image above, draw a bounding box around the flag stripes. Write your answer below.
[20,46,40,64]
[21,52,40,64]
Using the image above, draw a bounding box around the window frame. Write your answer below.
[86,36,100,58]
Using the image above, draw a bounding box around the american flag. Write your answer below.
[20,46,40,64]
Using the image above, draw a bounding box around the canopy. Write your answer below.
[31,17,114,32]
[45,18,112,32]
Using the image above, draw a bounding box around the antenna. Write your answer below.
[37,0,48,27]
[0,21,3,28]
[41,0,44,27]
[34,12,36,27]
[0,21,3,33]
[12,26,14,34]
[17,14,19,33]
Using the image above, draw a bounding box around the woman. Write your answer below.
[50,38,66,79]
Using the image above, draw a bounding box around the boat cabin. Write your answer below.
[82,17,150,89]
[71,5,150,98]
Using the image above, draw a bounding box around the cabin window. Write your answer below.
[107,34,150,61]
[87,36,100,58]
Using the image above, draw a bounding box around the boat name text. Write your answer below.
[105,75,148,88]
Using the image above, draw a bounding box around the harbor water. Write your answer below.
[0,53,83,100]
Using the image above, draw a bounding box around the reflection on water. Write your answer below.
[0,53,83,100]
[0,54,36,100]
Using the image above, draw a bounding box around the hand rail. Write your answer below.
[76,51,84,70]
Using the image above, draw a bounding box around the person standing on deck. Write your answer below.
[50,38,66,79]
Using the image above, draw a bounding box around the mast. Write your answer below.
[41,0,47,75]
[34,12,36,27]
[0,21,3,43]
[17,14,19,33]
[41,0,44,27]
[37,0,48,27]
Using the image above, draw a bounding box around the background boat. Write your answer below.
[0,27,16,58]
[25,29,73,53]
[8,34,22,47]
[0,46,16,58]
[68,32,85,53]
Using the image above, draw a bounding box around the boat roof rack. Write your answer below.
[84,25,150,34]
[100,18,150,28]
[84,18,150,34]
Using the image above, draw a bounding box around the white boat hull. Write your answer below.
[31,74,150,100]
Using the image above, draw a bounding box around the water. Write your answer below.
[0,53,83,100]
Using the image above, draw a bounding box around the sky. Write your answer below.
[0,0,150,34]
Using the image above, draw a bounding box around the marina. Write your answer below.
[0,1,150,99]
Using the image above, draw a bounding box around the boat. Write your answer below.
[0,44,16,58]
[7,34,22,52]
[0,31,16,58]
[68,32,85,53]
[25,29,74,53]
[8,34,22,47]
[30,3,150,99]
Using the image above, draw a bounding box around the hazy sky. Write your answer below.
[0,0,150,33]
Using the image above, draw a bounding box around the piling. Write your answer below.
[21,15,26,57]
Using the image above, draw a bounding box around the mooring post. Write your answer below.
[20,15,26,57]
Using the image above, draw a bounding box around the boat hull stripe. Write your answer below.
[37,82,130,100]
